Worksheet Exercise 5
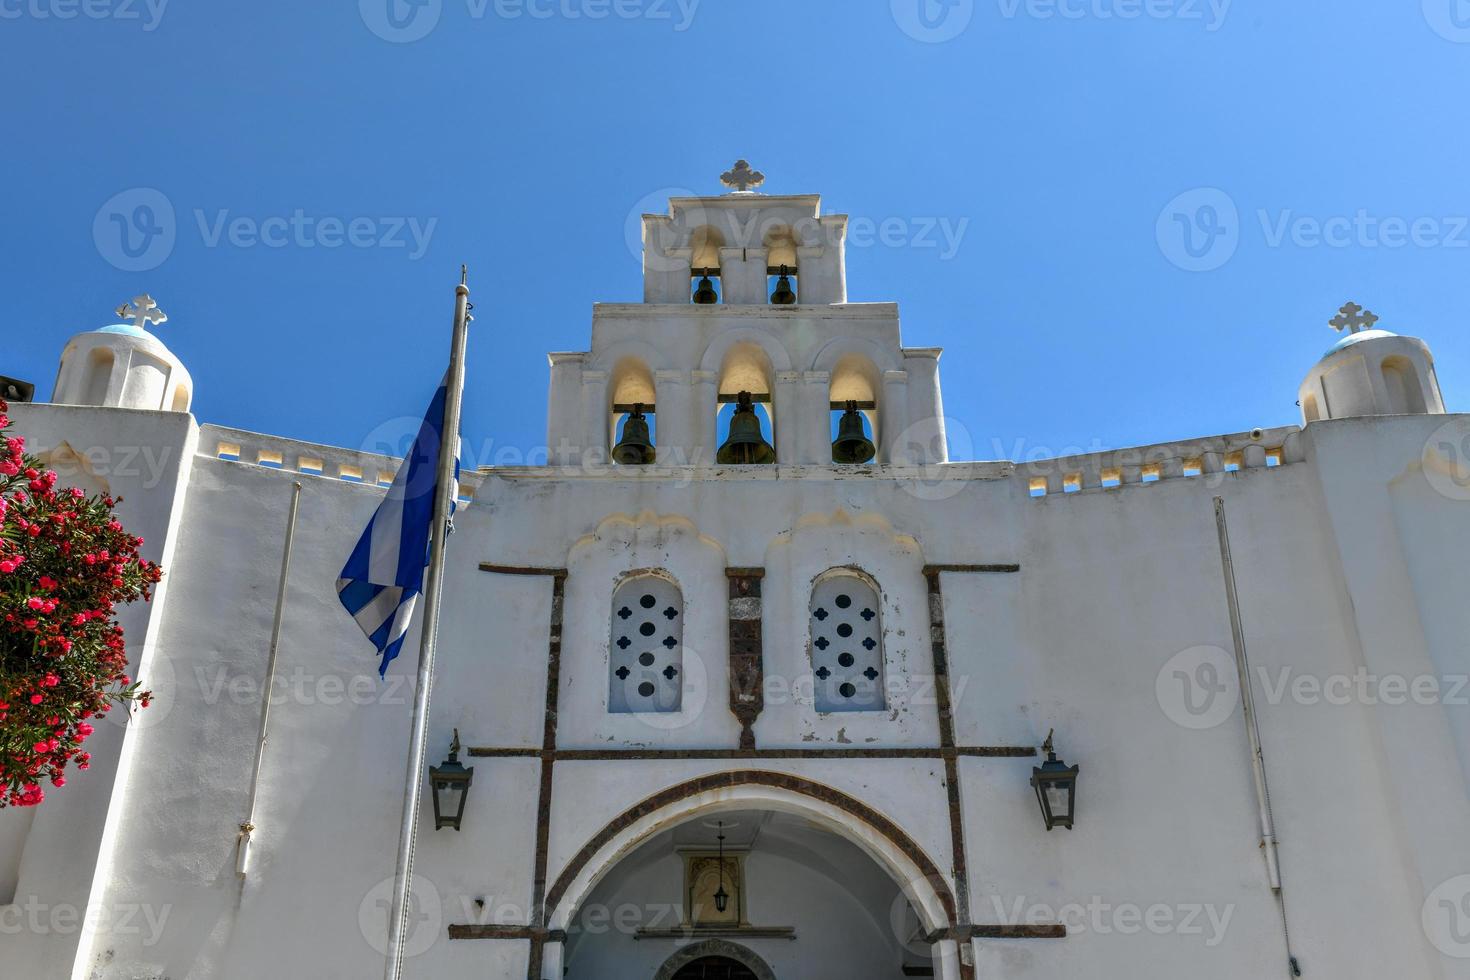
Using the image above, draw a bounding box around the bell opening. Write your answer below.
[691,268,721,305]
[830,400,877,465]
[612,404,657,466]
[716,391,776,465]
[768,265,798,305]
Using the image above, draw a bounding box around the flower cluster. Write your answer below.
[0,400,161,807]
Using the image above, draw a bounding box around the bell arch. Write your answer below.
[653,940,777,980]
[544,770,957,937]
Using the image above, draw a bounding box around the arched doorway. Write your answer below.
[653,940,776,980]
[551,773,961,979]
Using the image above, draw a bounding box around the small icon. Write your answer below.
[1156,646,1239,730]
[891,0,974,43]
[1156,188,1239,272]
[94,188,176,272]
[360,0,442,42]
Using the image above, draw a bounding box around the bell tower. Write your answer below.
[546,164,947,468]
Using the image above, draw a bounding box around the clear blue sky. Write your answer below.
[5,0,1467,465]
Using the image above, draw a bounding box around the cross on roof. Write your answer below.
[1329,301,1379,335]
[720,159,765,193]
[115,294,168,331]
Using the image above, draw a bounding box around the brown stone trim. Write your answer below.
[921,563,1020,575]
[726,568,765,750]
[924,569,970,943]
[479,563,570,577]
[925,924,1067,942]
[449,924,567,941]
[527,571,566,980]
[468,746,1036,760]
[542,770,960,930]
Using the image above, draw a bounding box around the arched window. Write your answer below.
[764,224,799,305]
[609,357,657,465]
[609,573,684,713]
[690,224,724,304]
[716,342,777,464]
[809,570,885,712]
[829,353,880,464]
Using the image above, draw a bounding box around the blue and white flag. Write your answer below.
[337,377,462,676]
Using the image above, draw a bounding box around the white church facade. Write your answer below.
[4,169,1470,979]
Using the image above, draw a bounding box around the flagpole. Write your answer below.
[383,268,471,980]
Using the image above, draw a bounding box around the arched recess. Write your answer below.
[544,770,957,936]
[812,339,901,464]
[1381,355,1427,414]
[712,340,780,461]
[653,940,777,980]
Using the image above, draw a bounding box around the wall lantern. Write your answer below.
[429,729,474,832]
[1031,729,1079,831]
[713,821,730,913]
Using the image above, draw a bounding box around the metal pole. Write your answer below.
[236,480,304,878]
[383,271,471,980]
[1214,496,1299,976]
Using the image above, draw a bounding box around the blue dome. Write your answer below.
[95,322,151,338]
[1323,328,1397,360]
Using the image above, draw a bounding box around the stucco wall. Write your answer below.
[3,404,1468,979]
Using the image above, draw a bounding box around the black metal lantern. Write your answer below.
[429,729,474,831]
[1030,729,1079,831]
[713,821,730,913]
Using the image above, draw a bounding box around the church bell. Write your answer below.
[716,391,776,465]
[831,400,876,464]
[692,270,718,305]
[769,265,797,305]
[612,404,656,465]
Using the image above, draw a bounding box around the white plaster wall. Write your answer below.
[5,400,1469,979]
[0,405,196,980]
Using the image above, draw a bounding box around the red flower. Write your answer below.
[0,406,160,808]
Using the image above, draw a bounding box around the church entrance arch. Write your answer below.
[654,941,775,980]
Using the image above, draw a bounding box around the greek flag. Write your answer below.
[337,377,461,676]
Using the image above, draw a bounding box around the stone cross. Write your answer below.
[115,294,168,331]
[720,159,765,194]
[1329,301,1378,335]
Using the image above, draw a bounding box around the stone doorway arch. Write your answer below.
[653,940,777,980]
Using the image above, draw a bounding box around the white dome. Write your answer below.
[53,320,193,413]
[1299,329,1443,424]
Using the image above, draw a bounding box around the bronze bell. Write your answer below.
[692,270,718,305]
[770,265,797,305]
[716,391,776,465]
[831,400,876,464]
[612,404,656,465]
